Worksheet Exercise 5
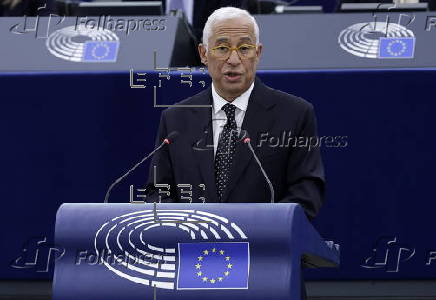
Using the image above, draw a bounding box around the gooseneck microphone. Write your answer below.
[103,131,179,203]
[241,131,275,203]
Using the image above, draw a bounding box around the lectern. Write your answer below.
[53,203,339,300]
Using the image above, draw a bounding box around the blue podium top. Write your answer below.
[53,203,339,300]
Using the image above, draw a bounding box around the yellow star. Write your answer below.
[219,250,225,255]
[198,256,203,261]
[218,277,223,282]
[203,250,209,255]
[227,263,233,269]
[224,271,230,276]
[225,256,231,261]
[210,278,216,284]
[197,271,202,276]
[195,263,201,269]
[212,248,216,253]
[202,277,208,282]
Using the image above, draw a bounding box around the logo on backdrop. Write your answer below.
[338,22,415,59]
[46,25,120,62]
[361,237,415,272]
[94,209,249,290]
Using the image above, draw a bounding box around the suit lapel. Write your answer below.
[221,77,276,202]
[190,88,220,203]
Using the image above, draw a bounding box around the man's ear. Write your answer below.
[256,43,263,62]
[198,43,208,65]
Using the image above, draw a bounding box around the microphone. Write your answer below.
[103,131,179,203]
[240,130,275,203]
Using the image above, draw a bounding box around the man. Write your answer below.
[146,7,324,298]
[146,7,325,220]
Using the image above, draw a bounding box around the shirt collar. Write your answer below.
[212,81,254,115]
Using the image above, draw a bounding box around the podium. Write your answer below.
[52,203,339,300]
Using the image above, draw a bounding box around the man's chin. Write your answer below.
[222,87,247,99]
[222,80,245,92]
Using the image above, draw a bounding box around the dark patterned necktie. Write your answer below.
[215,103,238,200]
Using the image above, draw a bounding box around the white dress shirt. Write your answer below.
[211,82,255,157]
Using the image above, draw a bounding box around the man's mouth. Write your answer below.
[224,72,242,82]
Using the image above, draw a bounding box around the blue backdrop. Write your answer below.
[1,69,435,280]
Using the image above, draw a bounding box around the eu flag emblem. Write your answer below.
[378,37,415,59]
[83,41,119,62]
[177,242,250,290]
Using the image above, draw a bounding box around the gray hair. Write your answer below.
[202,7,260,49]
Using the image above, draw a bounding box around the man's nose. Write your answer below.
[227,49,242,64]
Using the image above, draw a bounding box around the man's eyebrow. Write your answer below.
[214,37,230,44]
[239,37,253,43]
[214,36,254,44]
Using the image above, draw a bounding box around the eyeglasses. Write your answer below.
[210,44,257,60]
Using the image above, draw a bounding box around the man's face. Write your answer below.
[199,17,262,101]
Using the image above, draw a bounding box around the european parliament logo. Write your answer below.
[94,209,249,290]
[378,37,415,59]
[177,242,250,290]
[46,25,120,63]
[339,22,415,59]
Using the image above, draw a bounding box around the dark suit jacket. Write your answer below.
[146,77,325,219]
